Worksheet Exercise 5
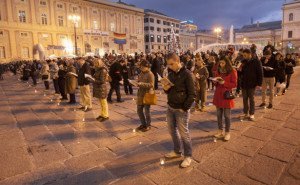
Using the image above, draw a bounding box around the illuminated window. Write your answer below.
[58,16,64,26]
[22,47,29,58]
[93,20,98,29]
[110,23,115,32]
[18,10,26,23]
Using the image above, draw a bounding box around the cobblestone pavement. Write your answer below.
[0,68,299,185]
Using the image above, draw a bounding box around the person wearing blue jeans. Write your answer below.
[162,53,195,168]
[137,105,151,127]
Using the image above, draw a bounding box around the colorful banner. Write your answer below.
[113,32,126,44]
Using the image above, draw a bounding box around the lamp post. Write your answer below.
[214,27,222,43]
[68,15,80,55]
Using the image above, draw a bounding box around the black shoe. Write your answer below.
[141,126,151,132]
[60,98,68,100]
[107,99,113,104]
[68,101,76,104]
[267,104,273,109]
[136,125,146,131]
[96,116,103,120]
[99,117,109,122]
[259,103,266,107]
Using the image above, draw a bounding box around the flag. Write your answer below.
[113,32,126,44]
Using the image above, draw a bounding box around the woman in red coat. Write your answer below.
[213,57,237,141]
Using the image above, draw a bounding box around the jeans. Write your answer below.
[261,77,275,104]
[286,74,292,89]
[167,106,192,157]
[242,88,255,115]
[124,80,133,94]
[137,105,151,127]
[108,82,121,101]
[79,85,92,108]
[44,81,49,90]
[58,78,67,99]
[195,82,207,108]
[216,107,231,132]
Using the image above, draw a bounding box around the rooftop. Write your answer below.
[86,0,143,12]
[236,20,282,33]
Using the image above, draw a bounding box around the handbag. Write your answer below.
[42,75,49,80]
[143,89,157,105]
[223,90,235,100]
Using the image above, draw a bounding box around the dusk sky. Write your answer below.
[111,0,284,29]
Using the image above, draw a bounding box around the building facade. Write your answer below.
[195,31,218,51]
[0,0,145,62]
[235,21,282,50]
[282,0,300,53]
[179,21,197,53]
[144,9,180,54]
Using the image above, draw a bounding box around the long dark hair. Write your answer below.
[218,56,233,75]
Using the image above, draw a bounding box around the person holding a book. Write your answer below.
[259,50,277,109]
[134,60,155,132]
[77,58,92,112]
[213,57,237,141]
[162,53,195,168]
[92,58,109,122]
[65,59,77,104]
[193,57,209,112]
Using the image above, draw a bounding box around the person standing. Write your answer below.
[65,59,77,104]
[77,58,92,111]
[285,54,296,90]
[275,53,286,96]
[107,59,125,103]
[240,49,263,121]
[213,57,237,141]
[40,60,50,90]
[58,60,68,100]
[150,54,160,90]
[193,57,209,112]
[259,50,277,109]
[49,60,60,94]
[93,58,109,122]
[122,59,133,95]
[136,60,155,132]
[162,53,195,168]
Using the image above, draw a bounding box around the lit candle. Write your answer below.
[133,129,136,133]
[82,118,85,122]
[139,142,142,144]
[160,158,165,165]
[213,138,217,143]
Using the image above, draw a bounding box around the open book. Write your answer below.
[128,79,139,87]
[68,72,78,77]
[158,73,174,86]
[263,66,274,70]
[84,74,95,81]
[209,77,224,82]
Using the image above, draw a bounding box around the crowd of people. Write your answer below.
[0,43,298,168]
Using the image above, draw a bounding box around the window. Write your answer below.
[149,18,154,23]
[150,26,154,31]
[57,3,63,9]
[93,10,97,14]
[175,30,179,34]
[110,23,115,31]
[41,14,47,25]
[157,27,161,32]
[157,19,161,24]
[288,31,293,38]
[145,35,149,42]
[58,16,63,26]
[163,21,166,25]
[157,35,161,43]
[145,45,148,50]
[0,31,3,36]
[158,46,161,50]
[150,35,154,42]
[0,46,5,59]
[151,45,154,49]
[289,13,294,21]
[73,7,78,13]
[18,10,26,23]
[144,18,148,23]
[163,36,167,43]
[176,24,179,28]
[20,32,28,37]
[22,47,29,58]
[144,26,149,31]
[93,20,98,29]
[40,0,46,6]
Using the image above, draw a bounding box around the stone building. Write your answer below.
[0,0,145,62]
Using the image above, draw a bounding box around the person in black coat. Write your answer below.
[150,54,160,90]
[240,49,263,121]
[77,58,92,111]
[58,60,68,100]
[121,60,133,95]
[274,53,286,95]
[284,54,296,90]
[107,59,125,103]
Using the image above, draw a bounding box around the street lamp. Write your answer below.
[68,15,80,55]
[214,27,222,43]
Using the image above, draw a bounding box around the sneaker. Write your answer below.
[165,151,182,159]
[224,132,231,141]
[249,115,255,121]
[180,157,192,168]
[136,125,146,131]
[96,116,103,120]
[259,103,266,108]
[214,130,224,139]
[267,104,273,109]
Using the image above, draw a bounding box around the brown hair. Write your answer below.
[218,56,233,75]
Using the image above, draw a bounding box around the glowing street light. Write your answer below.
[68,15,80,56]
[214,27,222,43]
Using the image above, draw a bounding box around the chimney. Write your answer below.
[256,21,260,27]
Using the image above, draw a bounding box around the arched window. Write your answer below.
[289,13,293,21]
[41,14,47,25]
